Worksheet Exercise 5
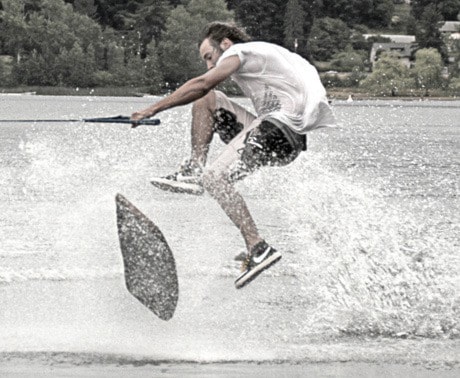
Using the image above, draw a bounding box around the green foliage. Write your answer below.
[330,48,367,72]
[413,4,448,61]
[0,0,457,93]
[322,69,367,88]
[158,0,233,87]
[451,39,460,77]
[412,0,460,21]
[0,0,168,88]
[0,56,14,86]
[133,0,171,54]
[93,70,115,87]
[12,50,57,85]
[361,52,415,95]
[57,42,97,87]
[318,0,394,28]
[226,0,286,46]
[143,40,164,92]
[0,0,28,57]
[158,5,204,86]
[283,0,306,53]
[105,42,124,81]
[309,17,351,61]
[449,77,460,93]
[72,0,97,17]
[413,48,444,92]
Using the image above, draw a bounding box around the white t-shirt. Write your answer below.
[216,41,336,134]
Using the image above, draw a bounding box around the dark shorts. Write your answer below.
[213,107,306,176]
[206,91,306,182]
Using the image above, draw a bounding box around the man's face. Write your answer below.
[199,38,224,70]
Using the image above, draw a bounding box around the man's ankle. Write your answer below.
[247,239,265,255]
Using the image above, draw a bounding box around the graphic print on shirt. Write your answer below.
[259,84,281,115]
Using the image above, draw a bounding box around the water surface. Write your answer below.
[0,94,458,367]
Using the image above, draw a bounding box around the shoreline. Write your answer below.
[1,352,459,377]
[1,86,459,101]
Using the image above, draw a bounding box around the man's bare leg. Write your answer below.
[202,172,263,252]
[190,91,263,252]
[190,91,216,167]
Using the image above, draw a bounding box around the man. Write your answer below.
[131,22,336,289]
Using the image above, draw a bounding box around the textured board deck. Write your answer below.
[116,194,178,320]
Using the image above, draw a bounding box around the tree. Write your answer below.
[412,0,460,21]
[158,0,233,86]
[361,52,415,96]
[106,41,127,85]
[2,0,108,86]
[12,49,57,85]
[227,0,286,45]
[124,53,147,85]
[414,4,448,61]
[0,56,14,86]
[330,47,366,72]
[439,0,460,20]
[413,48,444,94]
[159,5,205,86]
[0,0,28,61]
[57,42,97,86]
[284,0,306,53]
[451,38,460,77]
[133,0,171,55]
[318,0,394,28]
[143,40,163,91]
[308,17,351,61]
[73,0,97,18]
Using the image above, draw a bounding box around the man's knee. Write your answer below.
[193,90,216,113]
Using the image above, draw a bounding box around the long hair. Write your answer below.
[199,22,251,47]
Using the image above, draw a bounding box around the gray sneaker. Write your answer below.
[151,159,204,195]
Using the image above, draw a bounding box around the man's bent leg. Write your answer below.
[190,91,216,167]
[189,90,256,168]
[202,119,265,251]
[156,92,256,195]
[202,119,304,287]
[202,156,282,289]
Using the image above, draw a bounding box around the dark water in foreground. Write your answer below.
[0,95,458,367]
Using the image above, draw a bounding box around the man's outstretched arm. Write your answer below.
[131,56,240,122]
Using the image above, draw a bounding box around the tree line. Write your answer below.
[0,0,459,94]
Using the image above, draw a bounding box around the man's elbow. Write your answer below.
[192,76,218,95]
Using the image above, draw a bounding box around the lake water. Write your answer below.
[0,94,458,371]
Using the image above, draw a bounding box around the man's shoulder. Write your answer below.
[236,41,276,49]
[225,41,285,59]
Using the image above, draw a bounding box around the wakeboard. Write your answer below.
[116,194,178,321]
[151,176,204,195]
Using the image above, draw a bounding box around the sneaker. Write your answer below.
[165,158,202,181]
[234,241,281,289]
[151,159,204,195]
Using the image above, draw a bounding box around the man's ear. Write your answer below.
[220,38,233,50]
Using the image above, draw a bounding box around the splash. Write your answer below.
[259,153,459,339]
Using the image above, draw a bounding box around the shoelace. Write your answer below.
[241,253,252,272]
[180,160,202,177]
